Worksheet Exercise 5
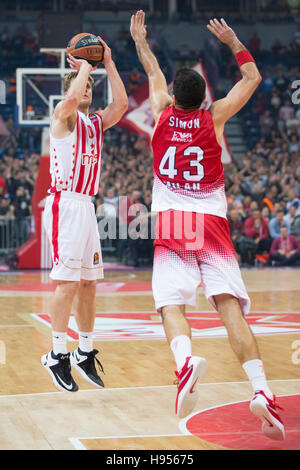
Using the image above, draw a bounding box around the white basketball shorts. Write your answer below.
[152,211,250,315]
[43,191,103,282]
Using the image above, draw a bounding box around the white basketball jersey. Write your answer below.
[49,110,103,196]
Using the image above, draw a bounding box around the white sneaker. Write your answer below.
[174,356,207,418]
[250,390,285,440]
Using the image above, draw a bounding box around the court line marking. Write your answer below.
[1,287,300,297]
[69,391,300,450]
[0,325,34,328]
[178,392,300,436]
[68,433,185,451]
[0,379,299,399]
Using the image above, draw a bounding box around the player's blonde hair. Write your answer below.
[63,71,94,93]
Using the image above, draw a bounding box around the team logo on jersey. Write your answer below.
[81,153,98,165]
[171,131,193,143]
[93,252,100,265]
[89,113,99,121]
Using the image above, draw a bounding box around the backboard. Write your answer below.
[16,67,112,127]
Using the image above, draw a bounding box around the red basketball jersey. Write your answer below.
[151,106,227,218]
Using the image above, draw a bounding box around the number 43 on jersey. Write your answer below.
[158,145,205,182]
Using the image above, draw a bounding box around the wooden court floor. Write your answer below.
[0,266,299,450]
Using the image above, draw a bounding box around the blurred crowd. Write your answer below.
[1,14,300,267]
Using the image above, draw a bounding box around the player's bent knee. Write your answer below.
[160,305,186,319]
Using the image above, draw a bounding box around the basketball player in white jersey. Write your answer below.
[130,11,284,440]
[42,37,128,392]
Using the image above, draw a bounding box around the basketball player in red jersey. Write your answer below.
[42,37,128,392]
[130,11,284,440]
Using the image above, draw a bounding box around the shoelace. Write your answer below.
[59,353,72,378]
[173,371,180,386]
[87,349,105,375]
[254,390,284,411]
[271,397,284,412]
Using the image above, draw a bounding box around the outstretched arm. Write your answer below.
[96,37,128,131]
[130,10,172,123]
[207,19,262,139]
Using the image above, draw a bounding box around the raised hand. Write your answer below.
[130,10,147,43]
[207,18,238,47]
[97,36,112,66]
[67,54,96,71]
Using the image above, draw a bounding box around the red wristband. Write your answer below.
[235,50,255,67]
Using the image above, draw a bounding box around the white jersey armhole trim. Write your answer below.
[49,111,78,143]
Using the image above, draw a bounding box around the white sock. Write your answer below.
[52,331,67,355]
[78,331,93,353]
[242,359,273,399]
[170,335,192,371]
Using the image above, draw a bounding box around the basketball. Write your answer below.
[66,33,104,66]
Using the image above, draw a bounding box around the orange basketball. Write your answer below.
[66,33,104,67]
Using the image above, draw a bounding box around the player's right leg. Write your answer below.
[41,281,79,392]
[152,246,207,418]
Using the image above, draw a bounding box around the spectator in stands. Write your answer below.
[251,182,264,205]
[261,69,274,94]
[274,67,288,93]
[0,196,14,217]
[248,32,261,55]
[261,205,271,222]
[100,186,119,218]
[244,208,271,254]
[288,133,299,153]
[279,99,295,121]
[285,202,300,240]
[13,186,31,245]
[227,208,245,263]
[0,175,7,196]
[286,188,300,215]
[261,189,275,214]
[242,195,252,217]
[269,209,290,238]
[259,109,274,137]
[270,226,300,266]
[117,189,143,262]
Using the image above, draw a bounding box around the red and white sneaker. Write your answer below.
[174,356,207,418]
[250,390,285,440]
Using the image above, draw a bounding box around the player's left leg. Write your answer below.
[71,279,104,388]
[70,203,105,388]
[74,279,97,338]
[198,213,285,440]
[214,293,285,440]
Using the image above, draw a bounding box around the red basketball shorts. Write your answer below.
[43,191,103,282]
[152,211,250,314]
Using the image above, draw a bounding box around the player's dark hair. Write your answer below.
[173,68,206,110]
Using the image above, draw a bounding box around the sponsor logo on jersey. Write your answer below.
[81,153,98,165]
[171,131,193,143]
